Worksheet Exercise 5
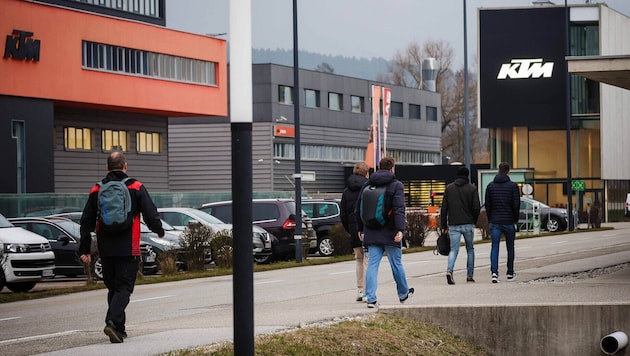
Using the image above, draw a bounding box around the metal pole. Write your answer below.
[293,0,303,262]
[463,0,471,170]
[565,0,574,230]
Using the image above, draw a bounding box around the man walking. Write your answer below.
[340,162,370,302]
[484,162,520,283]
[440,166,481,285]
[79,151,164,343]
[357,157,413,308]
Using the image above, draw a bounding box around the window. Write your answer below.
[304,89,320,108]
[351,95,364,113]
[328,92,342,111]
[64,127,93,151]
[82,41,217,86]
[101,129,129,152]
[391,101,403,117]
[65,0,161,18]
[279,85,293,105]
[426,106,438,121]
[409,104,422,119]
[136,131,161,153]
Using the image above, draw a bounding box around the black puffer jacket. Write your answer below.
[340,173,368,248]
[79,171,164,258]
[355,169,406,248]
[484,173,520,225]
[440,176,481,227]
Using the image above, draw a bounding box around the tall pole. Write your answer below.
[463,0,471,170]
[229,0,254,354]
[565,0,574,230]
[292,0,303,263]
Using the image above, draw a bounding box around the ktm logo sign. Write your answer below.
[4,29,40,62]
[497,59,554,79]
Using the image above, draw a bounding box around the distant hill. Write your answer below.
[253,48,390,81]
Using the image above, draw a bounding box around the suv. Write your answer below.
[199,199,316,261]
[301,199,342,257]
[0,213,56,293]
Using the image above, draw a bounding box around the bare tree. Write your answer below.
[315,62,335,74]
[378,40,488,163]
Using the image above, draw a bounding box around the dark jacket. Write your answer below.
[340,173,368,248]
[440,176,481,227]
[355,169,406,248]
[79,171,164,257]
[484,173,520,225]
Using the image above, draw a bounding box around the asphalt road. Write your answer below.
[1,223,629,356]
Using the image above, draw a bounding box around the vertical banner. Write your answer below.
[364,85,382,170]
[382,87,391,158]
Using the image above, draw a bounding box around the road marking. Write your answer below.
[551,241,568,245]
[329,270,354,275]
[0,330,81,345]
[0,317,21,322]
[408,260,433,265]
[254,280,283,285]
[131,295,176,303]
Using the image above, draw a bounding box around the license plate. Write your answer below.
[42,269,54,277]
[145,255,155,263]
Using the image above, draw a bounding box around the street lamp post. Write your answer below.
[463,0,471,170]
[292,0,303,263]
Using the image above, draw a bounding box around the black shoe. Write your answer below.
[367,301,379,309]
[400,288,415,303]
[446,271,455,285]
[104,320,124,343]
[120,331,128,339]
[467,277,475,283]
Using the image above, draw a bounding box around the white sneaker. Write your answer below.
[507,273,516,282]
[367,301,379,309]
[492,273,499,283]
[356,291,366,302]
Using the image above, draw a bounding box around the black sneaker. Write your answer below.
[120,331,128,339]
[104,320,124,343]
[400,288,415,303]
[467,277,475,283]
[446,271,455,285]
[367,301,379,309]
[507,273,516,282]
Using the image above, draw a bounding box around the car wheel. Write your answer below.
[546,217,561,232]
[318,237,334,257]
[6,281,37,293]
[254,254,273,264]
[93,258,104,280]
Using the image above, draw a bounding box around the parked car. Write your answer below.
[199,199,316,261]
[301,199,342,256]
[158,207,273,264]
[0,213,56,293]
[9,216,158,278]
[626,193,630,217]
[518,197,577,232]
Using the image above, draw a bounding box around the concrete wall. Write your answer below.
[380,303,630,356]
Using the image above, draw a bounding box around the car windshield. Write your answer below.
[191,210,227,224]
[0,213,14,227]
[522,199,550,209]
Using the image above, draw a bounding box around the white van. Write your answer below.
[0,213,55,292]
[626,193,630,218]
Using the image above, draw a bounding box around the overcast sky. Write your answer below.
[167,0,630,68]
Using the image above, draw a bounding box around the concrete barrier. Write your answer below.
[380,303,630,356]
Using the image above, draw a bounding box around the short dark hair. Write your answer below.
[107,151,127,171]
[498,162,510,175]
[379,156,395,171]
[457,166,469,178]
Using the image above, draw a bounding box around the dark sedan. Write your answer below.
[518,197,577,232]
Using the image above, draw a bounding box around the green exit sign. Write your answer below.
[571,180,585,191]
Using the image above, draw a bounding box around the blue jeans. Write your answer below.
[489,223,516,276]
[365,244,409,303]
[447,224,475,278]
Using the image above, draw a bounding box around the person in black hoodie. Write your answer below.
[484,162,520,283]
[440,166,481,285]
[79,151,164,343]
[356,157,414,309]
[340,162,369,302]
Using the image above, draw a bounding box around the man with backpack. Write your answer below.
[79,151,164,343]
[356,157,414,309]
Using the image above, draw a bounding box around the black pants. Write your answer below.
[101,256,139,332]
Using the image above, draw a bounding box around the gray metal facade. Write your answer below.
[168,63,442,195]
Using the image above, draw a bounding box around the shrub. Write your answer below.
[327,223,353,256]
[157,250,179,275]
[209,230,234,269]
[404,211,430,247]
[180,222,214,271]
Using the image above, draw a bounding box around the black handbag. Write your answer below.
[434,230,450,256]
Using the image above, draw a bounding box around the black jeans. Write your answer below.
[101,256,139,332]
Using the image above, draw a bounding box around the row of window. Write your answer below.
[63,127,161,153]
[82,41,217,86]
[279,85,437,121]
[273,143,440,165]
[71,0,160,18]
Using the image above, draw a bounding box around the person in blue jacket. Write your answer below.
[484,162,520,283]
[356,157,414,308]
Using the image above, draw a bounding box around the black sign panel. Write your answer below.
[479,7,568,129]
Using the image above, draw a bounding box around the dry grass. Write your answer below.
[168,314,489,356]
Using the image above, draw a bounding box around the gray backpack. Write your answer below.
[97,178,133,232]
